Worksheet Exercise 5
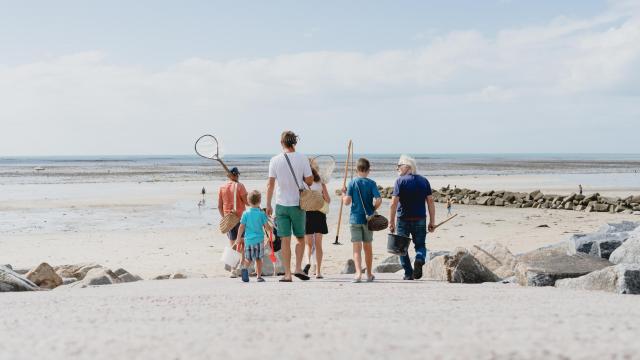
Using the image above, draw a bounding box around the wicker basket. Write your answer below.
[219,212,240,234]
[300,189,325,211]
[367,214,389,232]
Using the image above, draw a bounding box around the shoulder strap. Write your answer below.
[232,182,237,212]
[354,180,371,217]
[283,153,304,191]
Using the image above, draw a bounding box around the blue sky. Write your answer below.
[1,0,639,155]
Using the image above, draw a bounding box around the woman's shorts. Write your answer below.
[244,243,264,262]
[350,224,373,243]
[305,211,328,235]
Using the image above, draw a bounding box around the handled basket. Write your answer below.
[300,189,325,211]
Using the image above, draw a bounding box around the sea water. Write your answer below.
[1,153,639,186]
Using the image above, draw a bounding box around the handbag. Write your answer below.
[355,181,388,231]
[283,153,324,211]
[319,201,330,215]
[220,243,243,268]
[219,182,241,233]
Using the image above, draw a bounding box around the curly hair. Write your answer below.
[280,131,299,148]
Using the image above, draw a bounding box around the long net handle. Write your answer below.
[335,140,353,244]
[434,213,458,229]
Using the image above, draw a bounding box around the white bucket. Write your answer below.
[221,245,241,268]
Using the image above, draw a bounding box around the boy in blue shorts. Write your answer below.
[237,190,272,282]
[342,158,382,283]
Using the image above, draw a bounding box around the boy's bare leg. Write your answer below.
[281,236,292,280]
[256,259,263,278]
[315,234,323,276]
[353,242,363,280]
[364,242,373,278]
[294,237,305,274]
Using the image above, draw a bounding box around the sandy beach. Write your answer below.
[2,275,640,360]
[2,173,640,360]
[1,177,638,278]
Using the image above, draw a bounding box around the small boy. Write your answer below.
[237,190,271,282]
[342,158,382,283]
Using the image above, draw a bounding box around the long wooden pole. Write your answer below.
[433,213,458,229]
[334,140,352,245]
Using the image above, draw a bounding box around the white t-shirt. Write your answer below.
[310,181,323,192]
[268,152,313,206]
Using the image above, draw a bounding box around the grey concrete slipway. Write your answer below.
[1,275,640,360]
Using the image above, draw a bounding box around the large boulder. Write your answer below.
[374,255,402,273]
[610,228,640,265]
[555,264,640,294]
[64,268,122,289]
[54,263,105,280]
[515,247,612,286]
[113,268,143,283]
[0,265,39,292]
[425,247,499,283]
[25,263,63,289]
[566,221,638,259]
[469,242,518,279]
[429,250,450,260]
[340,259,357,274]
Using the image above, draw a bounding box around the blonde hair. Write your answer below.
[248,190,262,206]
[398,154,417,174]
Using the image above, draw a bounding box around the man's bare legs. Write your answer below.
[294,237,305,274]
[281,236,292,280]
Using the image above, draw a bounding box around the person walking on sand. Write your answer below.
[579,184,583,195]
[342,158,381,283]
[218,167,249,277]
[266,131,314,282]
[446,196,453,216]
[236,190,272,283]
[389,155,436,281]
[303,160,330,279]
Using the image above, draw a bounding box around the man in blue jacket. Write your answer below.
[389,155,436,280]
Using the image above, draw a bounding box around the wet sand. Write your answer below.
[1,179,638,278]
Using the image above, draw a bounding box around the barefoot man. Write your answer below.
[266,131,314,282]
[389,155,436,280]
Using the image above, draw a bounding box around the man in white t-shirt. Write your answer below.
[266,131,313,282]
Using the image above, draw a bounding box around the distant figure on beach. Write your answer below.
[198,187,206,207]
[342,158,381,283]
[389,155,436,281]
[266,131,313,282]
[303,160,330,279]
[579,184,583,195]
[446,197,453,216]
[218,167,249,277]
[237,190,272,282]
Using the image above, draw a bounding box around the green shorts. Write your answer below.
[350,224,373,243]
[276,205,306,238]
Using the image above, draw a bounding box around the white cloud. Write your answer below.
[1,2,639,155]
